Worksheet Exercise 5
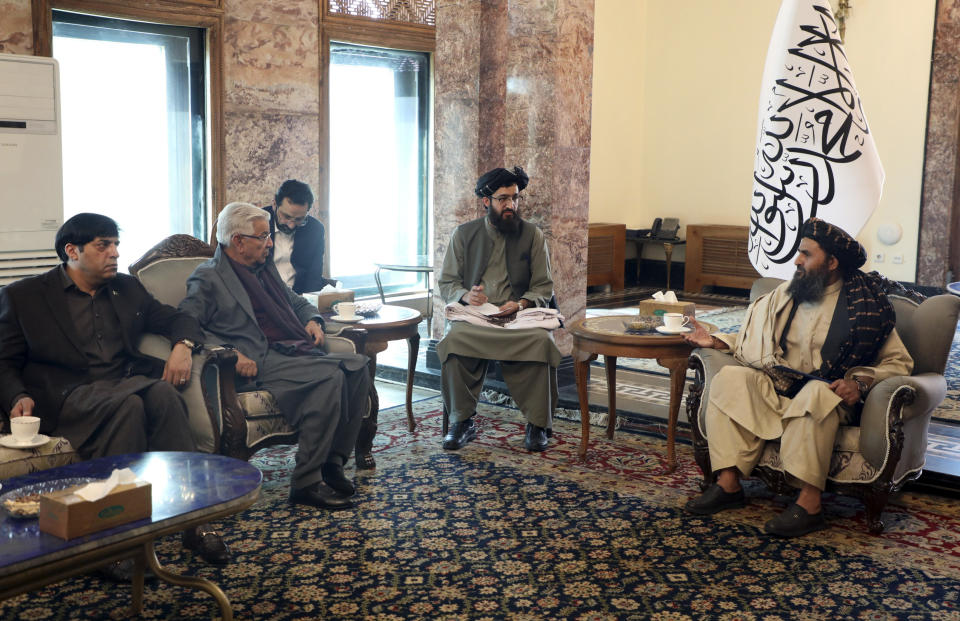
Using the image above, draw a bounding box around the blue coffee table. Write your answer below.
[0,452,261,619]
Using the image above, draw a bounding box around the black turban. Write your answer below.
[474,166,529,198]
[800,217,866,271]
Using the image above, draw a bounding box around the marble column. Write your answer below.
[918,0,960,286]
[0,0,33,55]
[221,0,322,218]
[434,0,594,355]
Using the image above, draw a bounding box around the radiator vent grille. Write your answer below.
[0,250,60,287]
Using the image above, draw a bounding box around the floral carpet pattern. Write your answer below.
[4,398,960,619]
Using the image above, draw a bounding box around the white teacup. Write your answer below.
[10,416,40,444]
[334,302,357,319]
[663,312,690,331]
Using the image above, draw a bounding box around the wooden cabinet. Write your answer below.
[587,223,625,291]
[684,224,759,292]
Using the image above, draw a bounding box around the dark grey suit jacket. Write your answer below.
[0,267,204,433]
[178,246,324,371]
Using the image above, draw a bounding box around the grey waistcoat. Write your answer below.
[457,217,537,300]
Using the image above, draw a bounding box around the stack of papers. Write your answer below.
[444,303,563,330]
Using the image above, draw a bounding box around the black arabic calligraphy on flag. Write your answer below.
[750,0,883,279]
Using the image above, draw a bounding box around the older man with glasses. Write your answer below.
[179,202,370,511]
[437,166,560,452]
[263,179,333,294]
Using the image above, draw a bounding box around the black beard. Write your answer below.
[276,222,296,235]
[488,207,521,236]
[787,265,830,303]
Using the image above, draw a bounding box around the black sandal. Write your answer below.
[355,453,376,470]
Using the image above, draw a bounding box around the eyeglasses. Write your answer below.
[490,194,522,206]
[277,211,308,227]
[237,232,271,242]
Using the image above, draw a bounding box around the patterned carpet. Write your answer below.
[589,306,960,424]
[5,398,960,619]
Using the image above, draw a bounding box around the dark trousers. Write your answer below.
[60,377,196,459]
[255,350,370,491]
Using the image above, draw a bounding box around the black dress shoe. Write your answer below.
[182,525,231,565]
[683,483,746,515]
[524,423,549,451]
[763,503,827,538]
[442,417,477,450]
[290,482,353,510]
[97,558,156,583]
[321,463,356,496]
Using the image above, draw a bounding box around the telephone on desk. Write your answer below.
[627,218,685,290]
[632,217,680,241]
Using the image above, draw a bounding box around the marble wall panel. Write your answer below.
[434,99,481,228]
[919,0,960,285]
[555,0,594,149]
[225,0,319,26]
[433,0,482,332]
[0,0,33,55]
[435,1,482,101]
[223,110,322,216]
[223,18,320,114]
[478,0,507,171]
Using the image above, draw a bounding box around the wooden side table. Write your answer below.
[569,315,716,472]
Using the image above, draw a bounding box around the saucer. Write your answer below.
[0,434,50,449]
[331,315,363,323]
[656,325,691,335]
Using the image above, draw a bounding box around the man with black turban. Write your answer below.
[437,166,559,451]
[680,218,913,537]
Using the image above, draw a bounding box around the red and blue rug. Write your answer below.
[3,397,960,619]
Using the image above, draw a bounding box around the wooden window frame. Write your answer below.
[319,9,434,283]
[31,0,224,234]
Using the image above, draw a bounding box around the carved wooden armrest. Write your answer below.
[334,327,368,355]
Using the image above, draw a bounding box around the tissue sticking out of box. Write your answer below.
[319,283,342,293]
[75,468,140,502]
[652,290,679,304]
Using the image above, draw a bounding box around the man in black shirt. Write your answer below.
[0,213,228,565]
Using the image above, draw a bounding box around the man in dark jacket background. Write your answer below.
[264,179,332,294]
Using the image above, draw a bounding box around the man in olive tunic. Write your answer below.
[437,166,559,452]
[682,218,913,537]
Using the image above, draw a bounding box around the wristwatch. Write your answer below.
[853,377,869,400]
[176,338,202,353]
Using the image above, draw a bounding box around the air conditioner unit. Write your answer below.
[0,53,63,286]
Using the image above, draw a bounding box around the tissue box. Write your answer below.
[39,481,152,540]
[304,289,355,311]
[637,299,696,319]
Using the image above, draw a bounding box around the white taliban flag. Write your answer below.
[749,0,883,279]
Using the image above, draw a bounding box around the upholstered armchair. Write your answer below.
[686,275,960,533]
[130,235,367,461]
